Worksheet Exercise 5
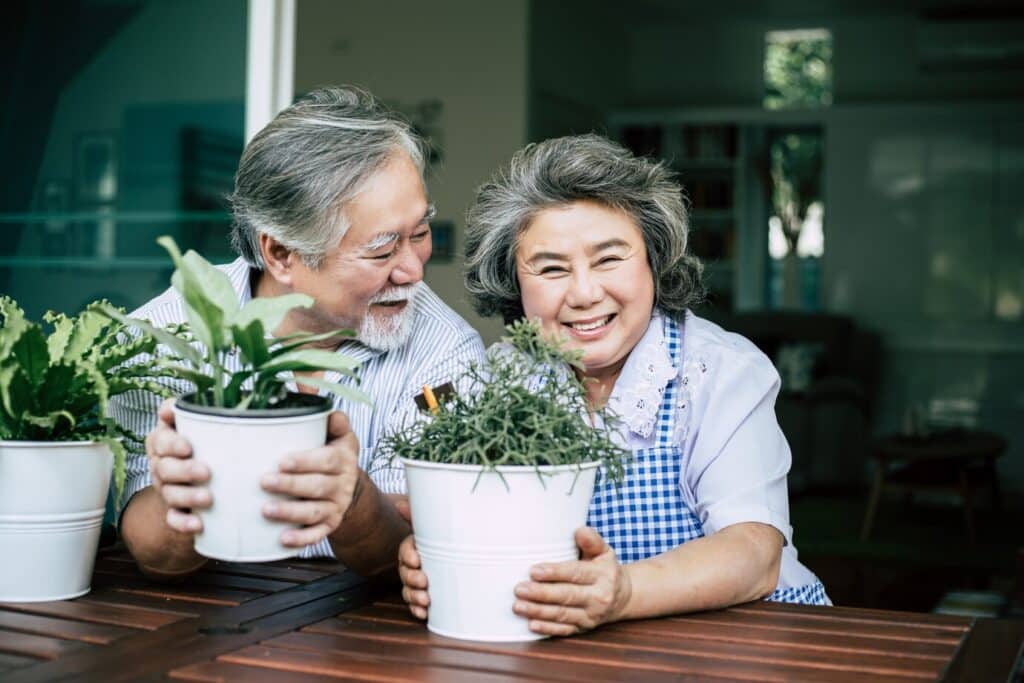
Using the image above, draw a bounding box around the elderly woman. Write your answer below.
[398,134,830,636]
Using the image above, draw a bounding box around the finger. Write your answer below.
[527,619,579,637]
[529,559,601,585]
[160,484,212,510]
[394,497,412,524]
[263,499,339,528]
[401,585,431,609]
[278,436,358,475]
[151,456,210,486]
[575,527,612,561]
[515,580,588,607]
[326,410,353,441]
[513,600,589,628]
[165,507,202,534]
[398,564,429,590]
[398,535,421,569]
[279,523,330,548]
[146,422,192,459]
[262,472,340,500]
[409,604,428,620]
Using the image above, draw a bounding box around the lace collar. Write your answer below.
[606,312,678,438]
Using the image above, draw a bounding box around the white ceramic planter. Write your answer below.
[173,396,330,562]
[0,440,113,602]
[402,458,599,642]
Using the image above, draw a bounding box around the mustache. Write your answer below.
[368,282,421,305]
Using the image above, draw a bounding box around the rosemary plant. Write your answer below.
[382,319,628,481]
[99,237,369,410]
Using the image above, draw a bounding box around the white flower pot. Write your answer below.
[402,458,599,642]
[173,395,330,562]
[0,441,113,602]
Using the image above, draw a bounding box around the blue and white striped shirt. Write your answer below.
[109,257,486,558]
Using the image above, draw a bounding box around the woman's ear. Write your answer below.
[259,233,296,286]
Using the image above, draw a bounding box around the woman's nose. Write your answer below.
[565,269,603,308]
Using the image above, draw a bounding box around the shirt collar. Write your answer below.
[606,310,678,438]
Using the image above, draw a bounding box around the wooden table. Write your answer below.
[861,430,1008,543]
[1,547,1022,682]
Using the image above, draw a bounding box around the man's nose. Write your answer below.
[389,242,424,285]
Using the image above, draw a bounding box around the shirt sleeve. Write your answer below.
[682,349,794,544]
[107,386,163,524]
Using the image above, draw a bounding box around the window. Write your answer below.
[764,28,833,110]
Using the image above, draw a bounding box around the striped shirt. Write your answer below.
[109,257,486,558]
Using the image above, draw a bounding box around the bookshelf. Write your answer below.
[615,121,746,311]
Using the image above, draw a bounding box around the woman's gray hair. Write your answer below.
[230,85,425,270]
[464,134,704,322]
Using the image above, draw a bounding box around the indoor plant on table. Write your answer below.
[0,297,178,602]
[381,320,627,642]
[101,237,369,563]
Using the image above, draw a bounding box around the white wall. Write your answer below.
[295,0,530,345]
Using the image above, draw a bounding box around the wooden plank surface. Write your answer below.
[0,610,136,644]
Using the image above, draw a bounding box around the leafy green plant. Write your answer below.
[0,297,181,503]
[99,236,369,410]
[381,319,628,481]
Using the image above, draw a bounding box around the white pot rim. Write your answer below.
[172,402,331,425]
[0,439,103,448]
[399,458,600,474]
[0,509,106,523]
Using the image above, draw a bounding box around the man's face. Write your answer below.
[288,153,433,350]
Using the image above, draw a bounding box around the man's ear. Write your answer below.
[259,233,296,286]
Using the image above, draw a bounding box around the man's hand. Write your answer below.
[512,527,632,636]
[259,410,361,548]
[146,398,210,535]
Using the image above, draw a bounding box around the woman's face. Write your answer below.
[516,200,655,383]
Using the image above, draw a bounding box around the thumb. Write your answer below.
[394,498,413,527]
[575,527,610,561]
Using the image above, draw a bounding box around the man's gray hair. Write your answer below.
[230,85,425,270]
[464,134,704,322]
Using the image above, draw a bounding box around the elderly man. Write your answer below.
[112,86,485,579]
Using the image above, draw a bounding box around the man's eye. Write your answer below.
[411,229,430,242]
[596,256,623,266]
[370,250,394,260]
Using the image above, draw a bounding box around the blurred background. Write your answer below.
[2,0,1022,615]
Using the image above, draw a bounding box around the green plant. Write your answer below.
[381,319,628,481]
[99,236,369,410]
[0,297,181,503]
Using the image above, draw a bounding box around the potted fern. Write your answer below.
[0,297,178,602]
[102,237,369,562]
[381,320,627,642]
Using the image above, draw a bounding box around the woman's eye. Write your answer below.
[539,266,567,275]
[597,256,623,266]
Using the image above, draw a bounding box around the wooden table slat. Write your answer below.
[0,610,136,644]
[0,598,189,630]
[220,644,551,683]
[305,610,941,682]
[99,554,331,583]
[78,589,213,617]
[94,563,295,594]
[267,630,684,682]
[731,600,973,630]
[0,652,40,674]
[170,659,357,682]
[0,630,92,660]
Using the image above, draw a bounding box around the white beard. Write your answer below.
[357,282,421,351]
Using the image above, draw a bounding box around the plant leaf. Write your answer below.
[290,375,371,406]
[95,305,203,367]
[21,409,76,434]
[43,311,74,363]
[37,362,77,413]
[232,320,270,368]
[231,294,312,337]
[259,349,362,376]
[0,296,29,359]
[61,308,112,364]
[269,328,357,357]
[10,325,50,387]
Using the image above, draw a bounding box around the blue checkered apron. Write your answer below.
[587,315,829,606]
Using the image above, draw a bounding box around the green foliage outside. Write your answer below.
[0,297,180,504]
[381,319,628,482]
[764,30,832,111]
[770,132,824,251]
[100,236,370,411]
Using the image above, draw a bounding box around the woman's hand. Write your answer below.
[513,527,632,636]
[395,499,430,619]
